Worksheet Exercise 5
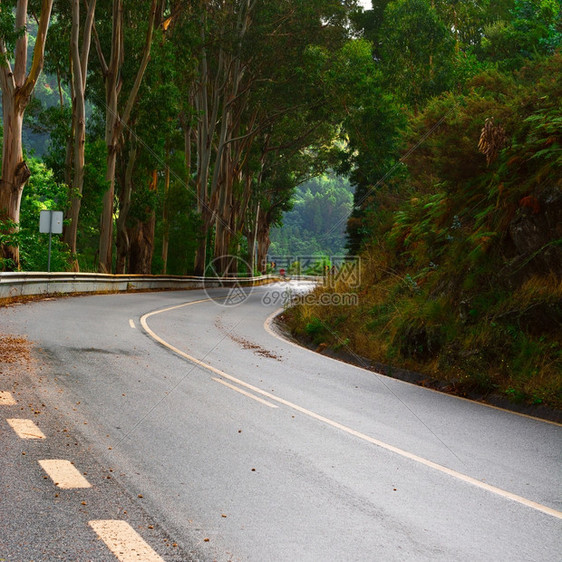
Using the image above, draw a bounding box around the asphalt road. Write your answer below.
[0,283,560,561]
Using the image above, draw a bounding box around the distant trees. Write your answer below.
[269,175,354,256]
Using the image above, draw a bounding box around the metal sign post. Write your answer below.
[39,210,63,272]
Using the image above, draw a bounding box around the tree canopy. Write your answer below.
[1,0,363,273]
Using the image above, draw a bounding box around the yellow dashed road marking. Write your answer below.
[89,520,164,562]
[7,418,46,439]
[0,391,17,405]
[38,459,92,489]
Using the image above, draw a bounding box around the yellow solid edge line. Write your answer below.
[0,391,17,405]
[38,459,92,489]
[263,309,562,428]
[89,520,164,562]
[7,418,46,439]
[141,299,562,521]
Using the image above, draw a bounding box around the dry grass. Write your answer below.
[285,267,562,410]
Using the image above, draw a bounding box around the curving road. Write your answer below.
[0,283,560,561]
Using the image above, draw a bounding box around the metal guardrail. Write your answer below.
[0,271,273,301]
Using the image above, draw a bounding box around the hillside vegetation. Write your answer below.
[286,3,562,410]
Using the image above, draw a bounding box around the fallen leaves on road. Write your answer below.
[0,334,31,368]
[215,318,282,360]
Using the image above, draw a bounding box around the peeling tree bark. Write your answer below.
[192,0,258,276]
[94,0,158,273]
[0,0,53,269]
[161,150,171,274]
[64,0,97,271]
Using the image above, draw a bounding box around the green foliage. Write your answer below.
[270,174,354,256]
[33,103,108,271]
[288,51,562,409]
[17,158,72,271]
[0,218,18,270]
[379,0,456,107]
[0,3,23,63]
[304,257,333,276]
[305,317,329,345]
[479,0,562,69]
[324,38,406,255]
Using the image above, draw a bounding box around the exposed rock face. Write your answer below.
[509,186,562,277]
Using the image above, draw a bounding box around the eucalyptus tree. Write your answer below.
[224,0,359,273]
[178,0,258,275]
[173,0,358,275]
[245,141,323,273]
[114,26,183,275]
[63,0,97,270]
[92,0,159,273]
[0,0,53,269]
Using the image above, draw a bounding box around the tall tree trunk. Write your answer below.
[64,0,96,271]
[192,17,215,277]
[0,103,28,268]
[256,214,271,276]
[248,200,260,274]
[128,215,155,274]
[0,0,54,269]
[191,0,257,276]
[161,157,170,274]
[193,229,208,276]
[97,0,122,273]
[63,86,75,191]
[128,170,157,274]
[95,0,158,273]
[115,143,137,273]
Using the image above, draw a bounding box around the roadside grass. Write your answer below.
[284,270,562,410]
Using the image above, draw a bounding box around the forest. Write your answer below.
[269,174,354,257]
[1,0,363,275]
[282,0,562,409]
[1,1,561,406]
